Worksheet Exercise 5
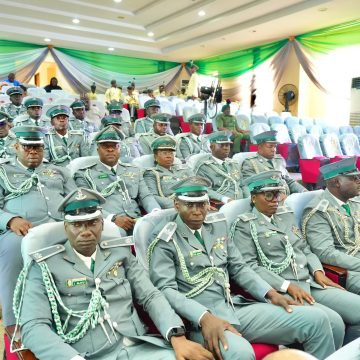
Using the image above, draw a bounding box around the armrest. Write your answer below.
[323,263,347,288]
[210,200,224,210]
[5,326,37,360]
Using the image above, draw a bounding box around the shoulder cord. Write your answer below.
[147,235,231,301]
[13,261,113,348]
[148,169,166,198]
[302,206,360,256]
[48,134,71,164]
[249,158,260,173]
[249,220,295,274]
[83,168,131,203]
[0,167,39,200]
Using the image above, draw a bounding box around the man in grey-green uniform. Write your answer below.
[44,105,90,166]
[0,126,76,327]
[233,170,360,345]
[143,136,223,209]
[74,126,160,236]
[108,102,134,138]
[134,98,160,134]
[147,176,338,360]
[194,131,243,203]
[0,87,26,118]
[241,130,306,196]
[12,97,51,130]
[15,188,213,360]
[137,113,172,155]
[302,158,360,295]
[69,100,98,135]
[0,111,16,158]
[176,113,209,161]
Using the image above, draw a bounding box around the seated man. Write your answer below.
[194,131,243,203]
[12,97,51,130]
[216,101,249,154]
[108,102,134,138]
[124,85,139,120]
[0,111,16,158]
[148,176,338,360]
[241,130,306,195]
[302,158,360,294]
[137,113,172,155]
[44,105,89,166]
[0,126,76,327]
[176,113,209,161]
[233,170,360,345]
[74,126,160,236]
[143,136,223,209]
[0,87,26,118]
[69,100,98,135]
[134,99,160,134]
[15,188,212,360]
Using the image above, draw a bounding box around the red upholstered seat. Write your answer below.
[136,108,145,118]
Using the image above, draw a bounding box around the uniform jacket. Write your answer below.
[134,117,153,134]
[137,131,159,155]
[13,116,52,131]
[0,132,17,158]
[176,133,209,160]
[0,103,27,118]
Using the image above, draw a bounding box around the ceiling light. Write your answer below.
[198,10,206,16]
[114,0,122,2]
[72,18,80,24]
[108,47,115,51]
[147,32,154,37]
[44,38,51,42]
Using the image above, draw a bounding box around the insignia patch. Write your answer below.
[75,189,87,200]
[42,169,56,177]
[66,277,87,287]
[107,261,123,277]
[13,173,26,178]
[122,172,136,178]
[189,250,203,257]
[292,225,302,237]
[264,231,277,238]
[212,237,226,250]
[98,174,109,179]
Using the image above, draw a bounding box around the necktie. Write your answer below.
[197,136,201,143]
[62,137,67,146]
[35,120,39,126]
[111,167,116,175]
[270,217,277,226]
[194,230,205,247]
[222,162,228,172]
[267,160,274,168]
[341,204,351,216]
[27,168,35,173]
[90,258,95,273]
[0,139,4,146]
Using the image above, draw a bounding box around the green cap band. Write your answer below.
[248,178,280,192]
[174,185,208,194]
[323,164,357,180]
[64,199,100,213]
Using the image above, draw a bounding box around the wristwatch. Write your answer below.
[167,327,186,341]
[111,214,118,222]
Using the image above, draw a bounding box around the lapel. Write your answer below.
[201,222,216,255]
[96,161,117,181]
[175,215,205,252]
[324,189,348,216]
[258,154,273,170]
[252,207,283,233]
[63,241,93,278]
[94,246,112,277]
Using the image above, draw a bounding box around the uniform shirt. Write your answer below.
[176,133,209,161]
[185,72,199,98]
[104,87,123,104]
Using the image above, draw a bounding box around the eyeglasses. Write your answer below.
[20,144,44,152]
[181,201,209,209]
[344,175,360,182]
[261,191,286,202]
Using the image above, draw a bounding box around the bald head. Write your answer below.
[263,349,318,360]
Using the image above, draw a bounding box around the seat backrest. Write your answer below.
[354,126,360,137]
[0,94,10,104]
[187,153,210,171]
[182,106,197,122]
[323,126,340,136]
[313,118,327,128]
[319,133,343,158]
[133,208,177,269]
[27,87,46,97]
[22,220,119,264]
[299,117,314,130]
[268,116,284,126]
[271,124,291,143]
[251,114,268,124]
[339,125,354,135]
[159,100,176,116]
[67,156,98,176]
[297,134,323,159]
[308,124,323,139]
[132,154,181,169]
[219,197,252,228]
[176,101,187,116]
[249,123,270,143]
[121,107,131,122]
[289,124,307,144]
[235,113,250,131]
[284,116,300,129]
[138,94,151,108]
[340,133,360,156]
[13,113,28,125]
[285,190,324,228]
[53,97,76,106]
[232,152,256,168]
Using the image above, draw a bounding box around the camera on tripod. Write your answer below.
[200,86,214,100]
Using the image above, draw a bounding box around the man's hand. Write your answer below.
[287,284,315,305]
[314,270,345,290]
[8,217,33,236]
[200,312,241,360]
[113,216,135,231]
[171,336,214,360]
[266,289,297,312]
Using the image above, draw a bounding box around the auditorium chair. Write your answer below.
[323,126,340,137]
[66,155,98,177]
[319,133,349,163]
[251,114,268,125]
[268,115,284,126]
[132,154,182,169]
[284,116,300,129]
[299,118,314,131]
[249,123,270,151]
[308,125,323,140]
[232,152,257,169]
[285,192,347,287]
[339,126,354,135]
[236,113,251,131]
[133,208,279,359]
[297,134,330,187]
[339,134,360,168]
[289,124,307,144]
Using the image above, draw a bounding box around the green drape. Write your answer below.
[0,39,44,53]
[57,47,179,75]
[296,19,360,53]
[196,39,288,78]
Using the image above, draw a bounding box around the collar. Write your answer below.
[212,156,224,165]
[327,189,345,206]
[73,247,97,270]
[253,207,273,222]
[185,223,202,236]
[16,158,37,171]
[191,133,201,141]
[100,161,118,172]
[56,131,68,139]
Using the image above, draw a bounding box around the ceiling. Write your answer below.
[0,0,359,62]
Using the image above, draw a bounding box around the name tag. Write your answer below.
[189,250,203,257]
[98,174,109,179]
[264,231,277,238]
[66,277,87,287]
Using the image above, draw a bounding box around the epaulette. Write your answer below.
[100,236,134,248]
[245,153,258,159]
[0,158,10,165]
[238,213,257,222]
[119,161,136,169]
[8,132,16,139]
[42,159,49,163]
[156,222,177,242]
[204,212,226,224]
[69,130,84,135]
[30,244,65,262]
[315,199,329,212]
[78,158,97,170]
[276,205,293,215]
[173,163,188,170]
[47,130,56,135]
[177,133,191,139]
[274,154,283,159]
[350,196,360,204]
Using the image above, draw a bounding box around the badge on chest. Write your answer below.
[66,277,87,287]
